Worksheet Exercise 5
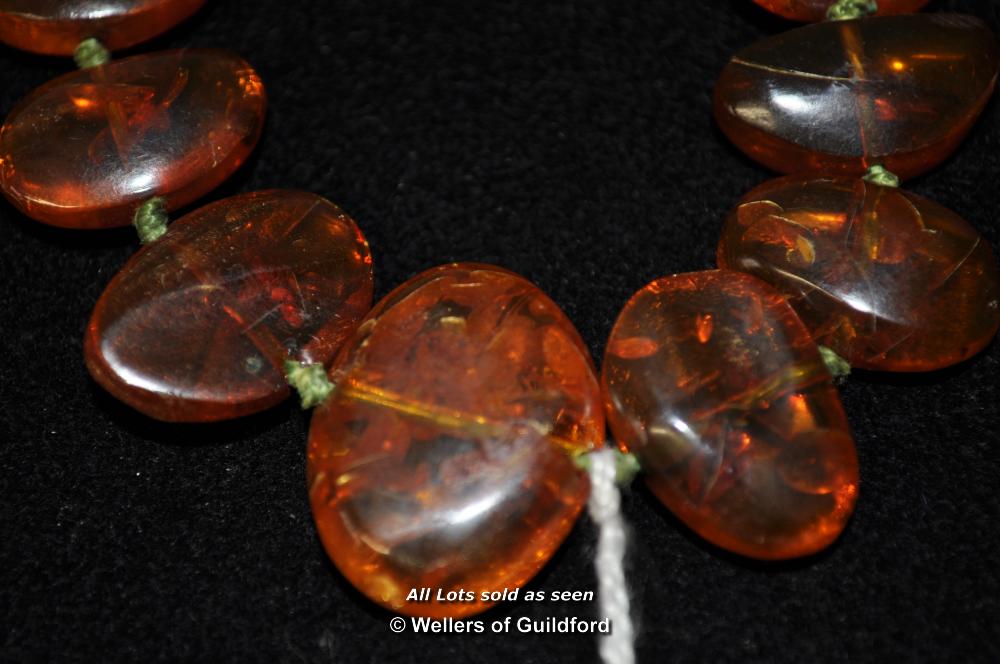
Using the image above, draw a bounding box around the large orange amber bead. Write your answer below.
[714,15,999,180]
[603,270,858,560]
[0,0,205,55]
[307,264,603,618]
[752,0,928,23]
[718,176,1000,372]
[0,49,265,229]
[85,190,373,422]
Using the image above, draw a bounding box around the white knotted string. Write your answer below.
[587,448,635,664]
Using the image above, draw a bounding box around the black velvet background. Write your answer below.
[2,1,999,661]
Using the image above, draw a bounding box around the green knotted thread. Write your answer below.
[133,197,168,244]
[862,164,900,188]
[574,447,641,487]
[73,38,110,69]
[826,0,877,20]
[819,345,852,382]
[285,360,335,409]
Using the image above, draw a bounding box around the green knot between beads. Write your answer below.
[133,197,168,244]
[826,0,877,21]
[285,360,335,409]
[819,346,851,382]
[74,38,110,69]
[862,164,900,188]
[574,447,641,486]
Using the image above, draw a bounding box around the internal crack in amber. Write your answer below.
[331,378,591,458]
[718,175,1000,371]
[714,14,1000,180]
[85,190,373,422]
[0,49,266,228]
[602,270,859,560]
[307,264,604,617]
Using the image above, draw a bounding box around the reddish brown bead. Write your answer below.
[714,15,999,180]
[603,270,858,560]
[752,0,928,22]
[308,264,603,617]
[85,190,373,422]
[0,0,205,55]
[718,176,1000,372]
[0,49,265,229]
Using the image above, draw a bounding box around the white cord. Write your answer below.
[587,448,635,664]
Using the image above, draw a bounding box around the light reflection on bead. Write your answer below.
[0,0,206,55]
[308,264,603,617]
[603,270,858,560]
[718,176,1000,371]
[714,15,999,180]
[85,190,373,422]
[0,49,265,228]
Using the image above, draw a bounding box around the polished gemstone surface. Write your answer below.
[0,0,205,54]
[0,49,265,228]
[85,190,373,422]
[714,15,999,180]
[718,176,1000,371]
[308,264,603,617]
[603,270,858,559]
[752,0,929,22]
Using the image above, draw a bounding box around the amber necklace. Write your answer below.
[1,1,998,663]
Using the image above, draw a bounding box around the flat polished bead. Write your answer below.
[85,190,373,422]
[603,270,858,560]
[0,49,265,229]
[718,176,1000,371]
[0,0,205,55]
[714,15,999,180]
[308,264,603,617]
[752,0,928,23]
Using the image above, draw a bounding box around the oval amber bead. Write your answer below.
[718,176,1000,372]
[714,15,999,180]
[85,190,373,422]
[0,49,265,229]
[0,0,205,55]
[752,0,928,23]
[307,264,603,617]
[603,270,858,560]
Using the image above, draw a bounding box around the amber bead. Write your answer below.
[0,0,205,55]
[0,49,265,229]
[718,176,1000,372]
[714,15,999,180]
[85,190,373,422]
[308,264,603,617]
[752,0,928,23]
[603,270,858,560]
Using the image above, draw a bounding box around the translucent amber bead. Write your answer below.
[603,270,858,560]
[0,49,265,229]
[718,176,1000,371]
[714,15,999,180]
[0,0,205,55]
[752,0,929,22]
[85,190,373,422]
[308,264,603,617]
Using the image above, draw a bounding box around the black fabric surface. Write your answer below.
[2,1,999,661]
